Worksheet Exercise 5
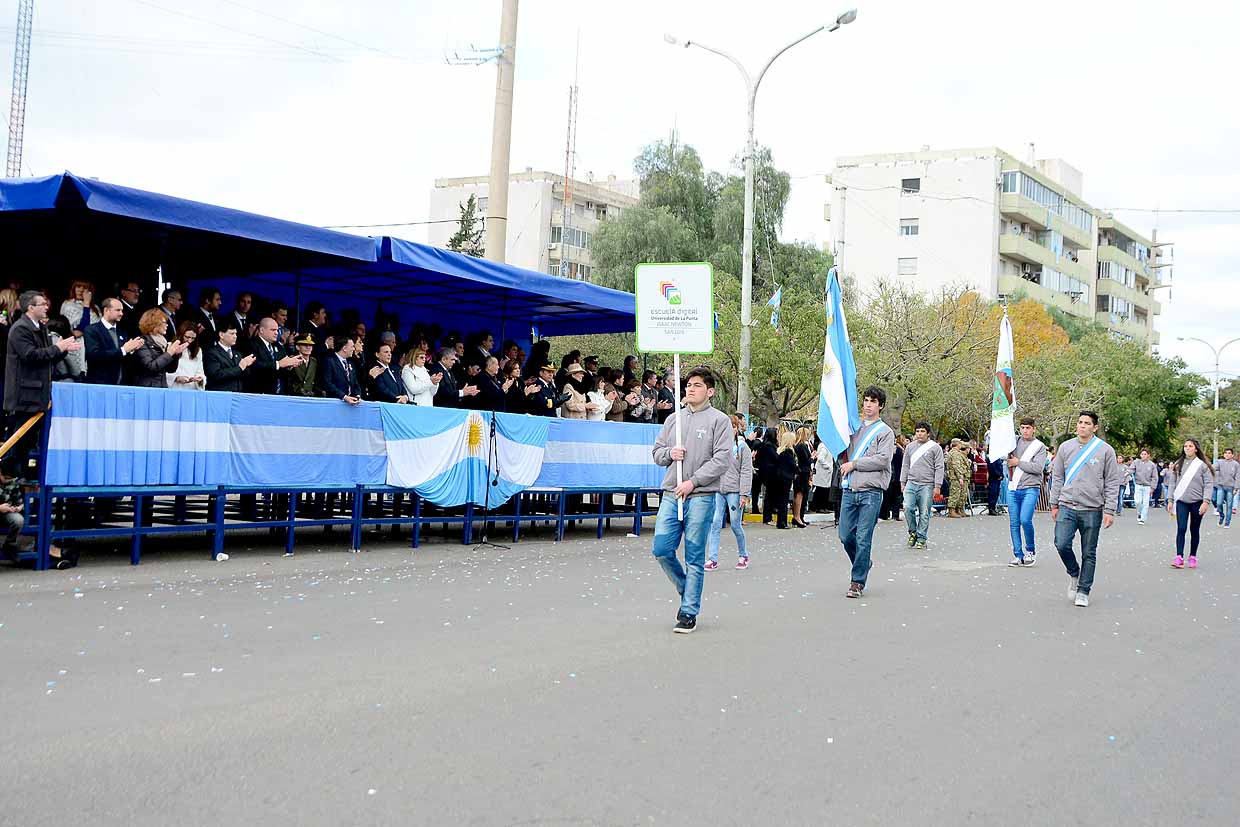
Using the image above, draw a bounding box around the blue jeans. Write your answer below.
[707,492,747,563]
[1213,487,1234,526]
[651,494,716,618]
[1134,484,1152,522]
[1054,507,1102,595]
[903,482,933,542]
[1007,487,1038,559]
[839,488,883,587]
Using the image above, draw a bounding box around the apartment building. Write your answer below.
[825,147,1166,346]
[427,169,639,280]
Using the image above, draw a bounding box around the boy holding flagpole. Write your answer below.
[1049,410,1122,607]
[1006,417,1047,566]
[838,387,896,597]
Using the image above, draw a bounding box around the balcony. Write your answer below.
[1098,244,1152,282]
[1000,193,1091,249]
[999,234,1091,282]
[1095,277,1154,312]
[1095,312,1154,342]
[998,274,1091,319]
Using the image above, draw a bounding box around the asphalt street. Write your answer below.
[2,506,1237,825]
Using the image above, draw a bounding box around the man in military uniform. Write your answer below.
[528,363,560,417]
[946,438,972,518]
[285,334,322,397]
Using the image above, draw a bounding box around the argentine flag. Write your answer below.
[381,406,550,507]
[815,267,860,458]
[767,285,782,328]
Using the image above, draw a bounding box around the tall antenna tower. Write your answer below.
[6,0,34,178]
[559,32,579,278]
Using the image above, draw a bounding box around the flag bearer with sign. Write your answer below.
[651,367,733,634]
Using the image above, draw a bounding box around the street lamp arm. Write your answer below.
[1220,337,1240,358]
[684,40,751,87]
[753,25,826,96]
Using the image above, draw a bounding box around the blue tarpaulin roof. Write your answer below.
[0,172,635,338]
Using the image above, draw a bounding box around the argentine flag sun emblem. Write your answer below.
[467,412,485,456]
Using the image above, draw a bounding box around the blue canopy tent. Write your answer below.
[0,172,637,342]
[0,172,378,298]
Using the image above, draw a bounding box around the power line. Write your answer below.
[216,0,405,59]
[125,0,345,63]
[322,219,460,229]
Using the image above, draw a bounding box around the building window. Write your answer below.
[900,178,920,194]
[548,259,561,276]
[897,257,917,275]
[899,218,919,236]
[476,196,488,212]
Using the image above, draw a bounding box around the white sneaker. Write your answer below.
[215,552,229,562]
[1074,592,1089,607]
[1137,519,1144,525]
[1068,576,1078,599]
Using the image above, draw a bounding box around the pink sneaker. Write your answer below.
[704,560,718,571]
[735,556,749,570]
[1188,556,1197,569]
[1172,555,1184,569]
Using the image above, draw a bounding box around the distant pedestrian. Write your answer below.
[1211,447,1237,528]
[1049,410,1121,608]
[650,367,733,634]
[706,414,753,571]
[946,440,971,517]
[900,422,944,550]
[1129,449,1159,524]
[838,386,895,598]
[1164,438,1215,569]
[1005,417,1046,566]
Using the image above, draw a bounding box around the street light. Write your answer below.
[1177,335,1240,460]
[665,9,858,416]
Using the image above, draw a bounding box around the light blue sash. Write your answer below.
[1064,437,1102,487]
[842,420,889,490]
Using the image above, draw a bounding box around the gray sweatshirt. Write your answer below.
[718,437,755,498]
[845,419,896,492]
[1049,436,1122,515]
[1164,459,1216,504]
[652,403,734,498]
[1213,458,1239,489]
[1129,459,1158,487]
[1008,437,1048,490]
[900,439,945,487]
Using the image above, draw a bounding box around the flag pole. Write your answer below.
[673,352,683,519]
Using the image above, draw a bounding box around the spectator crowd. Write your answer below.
[0,281,690,423]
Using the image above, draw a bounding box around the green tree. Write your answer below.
[446,194,484,257]
[589,206,700,293]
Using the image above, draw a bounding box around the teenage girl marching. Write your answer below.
[1164,438,1215,569]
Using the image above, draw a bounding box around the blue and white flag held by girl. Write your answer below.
[815,267,860,458]
[988,312,1017,462]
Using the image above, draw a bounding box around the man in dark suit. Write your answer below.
[156,289,182,333]
[302,301,330,362]
[84,298,144,385]
[204,326,256,392]
[231,292,257,352]
[245,317,303,395]
[320,336,362,405]
[4,290,80,443]
[365,343,408,404]
[116,280,146,338]
[429,347,479,408]
[192,286,222,347]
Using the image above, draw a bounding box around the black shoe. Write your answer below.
[673,614,697,634]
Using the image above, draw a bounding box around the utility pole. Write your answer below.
[6,0,34,178]
[484,0,519,263]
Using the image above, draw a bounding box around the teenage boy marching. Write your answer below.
[1049,410,1121,608]
[650,367,734,634]
[838,386,895,598]
[1006,417,1047,566]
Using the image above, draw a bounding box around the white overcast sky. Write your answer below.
[5,0,1237,381]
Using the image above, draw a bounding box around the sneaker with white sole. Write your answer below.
[673,614,697,634]
[1074,592,1089,607]
[704,560,719,571]
[735,556,749,570]
[215,552,229,562]
[1021,555,1036,567]
[1068,576,1078,599]
[1008,557,1024,567]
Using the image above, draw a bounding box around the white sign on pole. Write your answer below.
[634,263,714,517]
[634,262,714,355]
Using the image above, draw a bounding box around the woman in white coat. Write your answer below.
[400,347,436,406]
[585,374,614,421]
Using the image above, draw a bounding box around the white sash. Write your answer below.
[909,441,935,469]
[842,420,889,490]
[1009,439,1043,488]
[1064,437,1102,487]
[1173,458,1205,503]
